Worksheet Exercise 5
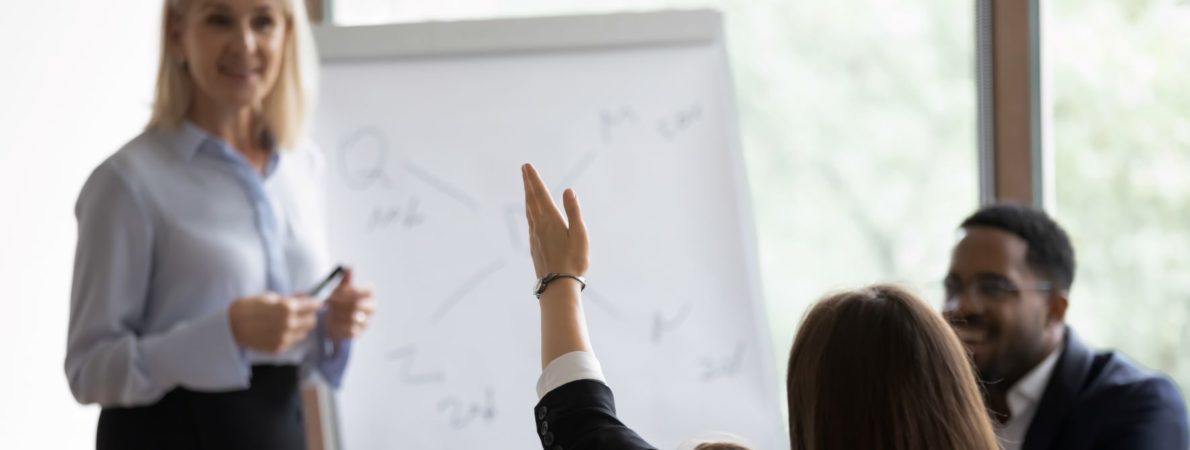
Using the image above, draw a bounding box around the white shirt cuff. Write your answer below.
[536,351,606,399]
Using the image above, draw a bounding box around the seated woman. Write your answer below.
[520,163,999,450]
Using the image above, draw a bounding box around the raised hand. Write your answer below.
[522,163,594,369]
[522,163,589,279]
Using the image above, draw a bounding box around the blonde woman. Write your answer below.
[520,164,998,450]
[64,1,374,448]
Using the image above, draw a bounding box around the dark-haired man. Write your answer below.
[944,204,1188,450]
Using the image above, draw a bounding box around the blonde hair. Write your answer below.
[147,0,319,150]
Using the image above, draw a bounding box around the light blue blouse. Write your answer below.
[66,121,350,407]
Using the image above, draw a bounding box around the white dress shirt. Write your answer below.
[997,347,1062,450]
[537,351,607,399]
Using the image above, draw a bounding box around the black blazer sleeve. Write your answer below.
[532,380,658,450]
[1090,377,1189,450]
[1026,330,1190,450]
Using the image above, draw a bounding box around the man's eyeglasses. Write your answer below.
[943,278,1053,303]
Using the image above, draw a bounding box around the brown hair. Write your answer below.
[786,285,998,450]
[694,442,751,450]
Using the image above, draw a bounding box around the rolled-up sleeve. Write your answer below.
[64,164,249,407]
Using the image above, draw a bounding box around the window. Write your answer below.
[1048,0,1190,396]
[331,0,978,364]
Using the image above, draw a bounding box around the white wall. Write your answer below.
[0,2,160,447]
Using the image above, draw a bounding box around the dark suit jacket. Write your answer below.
[533,380,658,450]
[1023,327,1189,450]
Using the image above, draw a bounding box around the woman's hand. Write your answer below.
[523,163,595,369]
[325,267,375,341]
[522,163,589,279]
[228,293,321,354]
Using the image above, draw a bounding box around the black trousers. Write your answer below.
[96,365,306,450]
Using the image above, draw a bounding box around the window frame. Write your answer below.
[978,0,1050,207]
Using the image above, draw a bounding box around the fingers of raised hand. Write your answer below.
[523,164,565,226]
[562,188,587,240]
[523,165,538,231]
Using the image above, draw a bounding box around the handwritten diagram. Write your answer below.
[334,104,710,326]
[329,101,761,442]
